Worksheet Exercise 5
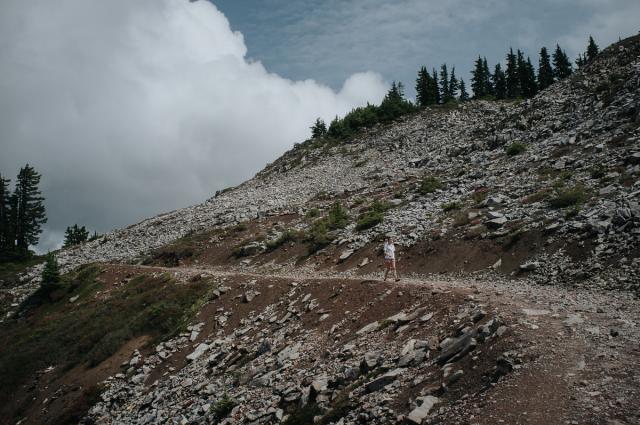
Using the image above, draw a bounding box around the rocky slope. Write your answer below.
[1,35,640,425]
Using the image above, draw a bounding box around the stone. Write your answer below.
[486,216,508,228]
[361,351,382,371]
[356,321,379,335]
[436,334,477,365]
[69,295,79,303]
[406,396,439,424]
[519,261,539,272]
[522,308,550,316]
[365,368,403,393]
[186,343,210,362]
[338,249,354,262]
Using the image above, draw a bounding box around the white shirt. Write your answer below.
[384,242,395,260]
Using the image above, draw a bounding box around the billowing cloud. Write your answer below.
[0,0,388,252]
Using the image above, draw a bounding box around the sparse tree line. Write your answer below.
[309,36,599,140]
[0,165,47,260]
[1,164,98,262]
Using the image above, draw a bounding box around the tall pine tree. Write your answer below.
[431,68,441,104]
[415,66,430,108]
[482,58,493,96]
[63,224,90,248]
[310,118,327,139]
[505,48,519,98]
[522,56,538,98]
[439,64,450,103]
[492,63,507,100]
[586,36,599,63]
[448,66,459,102]
[41,252,61,291]
[0,174,11,257]
[552,44,572,80]
[470,56,487,98]
[458,78,469,101]
[12,164,47,256]
[537,47,554,91]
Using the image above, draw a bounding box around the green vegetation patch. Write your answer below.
[505,142,527,156]
[548,184,590,208]
[417,176,443,195]
[0,264,210,409]
[265,229,300,251]
[211,394,238,419]
[356,199,389,231]
[442,201,462,212]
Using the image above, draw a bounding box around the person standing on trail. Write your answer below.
[383,236,400,282]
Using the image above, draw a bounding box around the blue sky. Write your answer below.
[213,0,639,96]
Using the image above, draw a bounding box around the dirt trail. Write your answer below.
[104,262,640,424]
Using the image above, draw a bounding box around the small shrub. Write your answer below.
[41,253,61,293]
[549,185,589,208]
[265,229,298,251]
[211,394,237,419]
[327,202,349,229]
[305,208,320,219]
[453,211,470,227]
[442,201,461,212]
[505,142,526,156]
[233,223,248,232]
[378,319,393,330]
[356,211,383,231]
[471,189,488,205]
[307,219,331,254]
[283,403,322,425]
[565,206,580,219]
[355,199,389,231]
[417,176,443,195]
[522,188,551,204]
[351,197,365,207]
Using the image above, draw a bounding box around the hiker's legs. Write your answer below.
[392,261,398,280]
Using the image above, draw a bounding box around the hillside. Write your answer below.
[1,35,639,425]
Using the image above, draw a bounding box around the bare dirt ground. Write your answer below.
[4,261,639,425]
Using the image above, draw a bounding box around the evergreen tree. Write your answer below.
[575,53,587,68]
[310,118,327,139]
[505,48,519,98]
[415,66,432,108]
[586,35,599,63]
[537,47,554,91]
[458,78,469,101]
[378,81,415,122]
[41,252,61,290]
[327,116,345,139]
[448,66,459,101]
[552,44,572,80]
[431,69,441,104]
[63,224,90,248]
[470,56,486,98]
[492,63,507,100]
[0,174,11,257]
[439,64,450,103]
[516,49,527,97]
[12,164,46,257]
[482,57,493,96]
[522,56,538,98]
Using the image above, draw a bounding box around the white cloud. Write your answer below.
[0,0,388,252]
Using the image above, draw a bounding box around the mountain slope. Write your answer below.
[1,34,639,425]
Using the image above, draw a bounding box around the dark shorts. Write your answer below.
[384,258,395,269]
